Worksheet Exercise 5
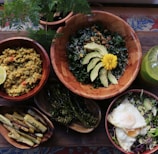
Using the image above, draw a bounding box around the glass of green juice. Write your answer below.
[140,46,158,87]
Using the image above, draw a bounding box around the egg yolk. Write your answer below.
[125,128,140,137]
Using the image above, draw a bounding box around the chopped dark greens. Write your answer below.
[66,25,128,88]
[45,79,98,128]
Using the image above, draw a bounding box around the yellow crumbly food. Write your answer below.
[0,48,42,96]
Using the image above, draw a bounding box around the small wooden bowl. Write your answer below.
[34,79,101,133]
[50,10,142,100]
[0,37,50,102]
[105,89,158,154]
[0,101,54,149]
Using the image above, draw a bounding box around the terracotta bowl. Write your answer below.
[40,12,73,29]
[105,89,158,154]
[50,10,142,100]
[0,37,50,102]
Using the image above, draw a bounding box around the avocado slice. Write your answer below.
[82,51,102,65]
[99,68,108,87]
[87,57,100,72]
[108,71,118,84]
[84,42,108,56]
[90,62,103,82]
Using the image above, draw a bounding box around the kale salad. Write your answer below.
[66,24,128,88]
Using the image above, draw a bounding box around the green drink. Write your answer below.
[140,46,158,86]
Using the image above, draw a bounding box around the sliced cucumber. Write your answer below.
[84,42,108,55]
[87,57,100,72]
[108,71,118,84]
[144,98,152,111]
[90,62,103,82]
[82,51,102,65]
[99,68,108,87]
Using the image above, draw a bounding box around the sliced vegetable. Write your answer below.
[108,71,118,84]
[90,62,103,82]
[0,109,49,147]
[148,128,158,137]
[24,114,47,133]
[87,57,100,72]
[0,114,12,127]
[99,68,108,87]
[144,98,152,111]
[82,51,102,65]
[84,42,108,55]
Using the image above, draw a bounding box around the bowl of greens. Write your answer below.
[50,10,142,100]
[34,77,101,133]
[105,89,158,154]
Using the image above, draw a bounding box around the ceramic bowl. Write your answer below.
[0,37,50,101]
[50,10,142,100]
[105,89,158,154]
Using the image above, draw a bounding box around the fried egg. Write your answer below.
[115,127,148,152]
[108,98,147,152]
[107,98,146,130]
[115,127,136,152]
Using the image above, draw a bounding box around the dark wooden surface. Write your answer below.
[0,6,158,148]
[0,31,158,148]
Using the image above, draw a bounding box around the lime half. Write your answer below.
[0,66,7,85]
[140,46,158,85]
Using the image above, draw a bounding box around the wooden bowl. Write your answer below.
[0,100,54,149]
[34,78,101,133]
[0,37,50,101]
[105,89,158,154]
[50,10,142,100]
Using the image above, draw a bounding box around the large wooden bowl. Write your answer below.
[50,10,142,100]
[0,37,50,101]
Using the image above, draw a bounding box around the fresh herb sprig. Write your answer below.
[0,0,91,28]
[0,0,40,28]
[28,28,57,53]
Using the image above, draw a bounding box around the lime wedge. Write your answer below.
[140,46,158,85]
[0,66,7,85]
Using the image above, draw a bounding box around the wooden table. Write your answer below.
[0,5,158,150]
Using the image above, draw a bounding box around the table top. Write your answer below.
[0,5,158,150]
